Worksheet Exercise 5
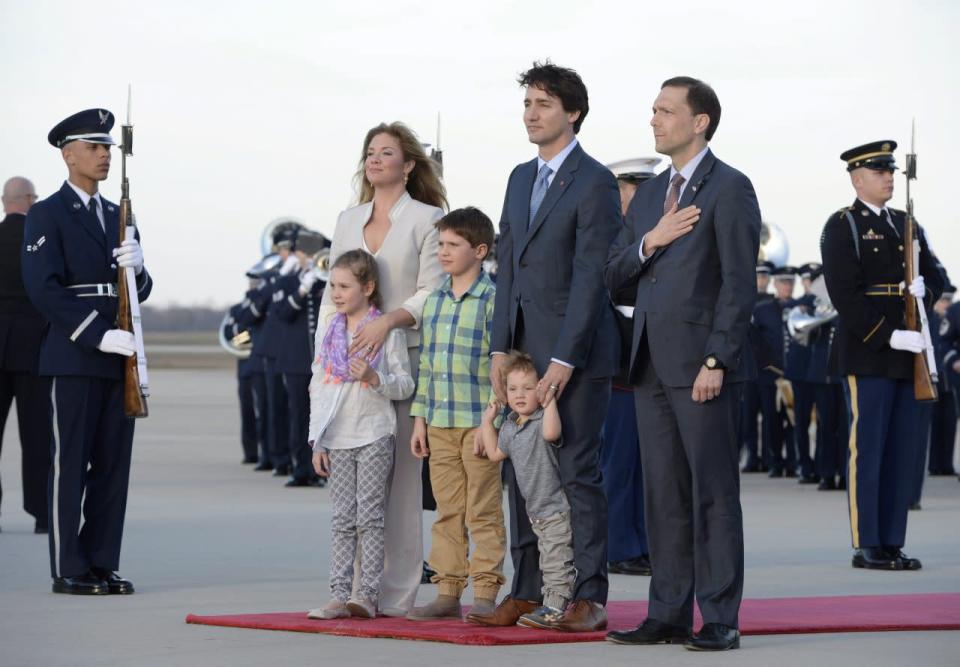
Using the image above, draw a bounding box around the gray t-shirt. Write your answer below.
[498,408,570,519]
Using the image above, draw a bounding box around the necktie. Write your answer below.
[528,164,553,228]
[881,209,900,239]
[664,173,686,215]
[88,197,103,233]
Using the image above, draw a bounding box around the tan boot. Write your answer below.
[467,597,496,617]
[406,594,462,621]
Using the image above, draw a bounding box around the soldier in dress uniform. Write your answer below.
[752,265,797,477]
[223,282,263,465]
[274,230,328,488]
[22,109,153,594]
[790,263,821,484]
[934,285,959,477]
[600,157,660,576]
[237,225,300,478]
[820,140,942,570]
[740,260,774,472]
[0,176,52,534]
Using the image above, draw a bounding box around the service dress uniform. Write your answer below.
[223,299,261,464]
[751,285,792,476]
[820,140,942,570]
[21,109,153,593]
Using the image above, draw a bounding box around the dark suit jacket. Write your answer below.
[605,149,761,388]
[22,182,153,379]
[491,143,621,378]
[0,213,46,372]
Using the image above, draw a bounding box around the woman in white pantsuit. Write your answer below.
[320,121,447,615]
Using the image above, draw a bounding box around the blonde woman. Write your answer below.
[320,122,447,616]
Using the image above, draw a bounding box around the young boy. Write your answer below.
[478,351,575,630]
[407,207,506,621]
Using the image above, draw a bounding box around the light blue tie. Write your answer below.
[528,164,553,229]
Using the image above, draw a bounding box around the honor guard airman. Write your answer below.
[788,264,820,484]
[22,109,153,594]
[223,291,263,466]
[932,283,959,477]
[820,140,942,570]
[600,157,660,576]
[741,260,775,472]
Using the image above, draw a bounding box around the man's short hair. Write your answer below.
[436,207,495,259]
[501,350,538,383]
[661,76,721,142]
[518,61,589,134]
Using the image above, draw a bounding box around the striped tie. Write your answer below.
[528,164,553,229]
[664,173,685,215]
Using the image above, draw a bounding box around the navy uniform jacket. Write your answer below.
[930,310,952,394]
[21,182,152,379]
[783,294,814,382]
[820,199,942,380]
[940,302,960,391]
[0,213,46,373]
[223,300,257,379]
[805,319,839,385]
[273,273,322,375]
[751,296,784,386]
[241,269,287,361]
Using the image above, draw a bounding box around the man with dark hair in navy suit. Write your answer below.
[22,108,153,595]
[467,61,621,633]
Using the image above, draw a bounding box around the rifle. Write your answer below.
[117,85,150,417]
[903,120,938,402]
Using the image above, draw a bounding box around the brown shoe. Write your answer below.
[554,600,607,632]
[465,595,539,626]
[406,594,462,621]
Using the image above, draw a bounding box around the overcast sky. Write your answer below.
[1,0,956,307]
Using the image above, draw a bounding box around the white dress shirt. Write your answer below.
[639,145,711,262]
[66,180,105,232]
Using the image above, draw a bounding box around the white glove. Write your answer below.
[889,329,925,353]
[299,270,318,294]
[113,239,144,275]
[98,329,136,357]
[908,275,925,298]
[280,255,299,276]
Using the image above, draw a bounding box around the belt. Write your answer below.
[68,283,118,297]
[864,283,903,297]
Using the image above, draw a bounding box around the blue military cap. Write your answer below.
[773,265,798,279]
[47,109,117,148]
[798,262,823,280]
[840,140,897,172]
[606,157,662,184]
[756,260,776,275]
[293,230,330,255]
[942,283,957,299]
[272,222,301,249]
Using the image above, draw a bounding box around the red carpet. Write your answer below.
[185,593,960,645]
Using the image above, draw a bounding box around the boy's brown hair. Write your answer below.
[435,206,495,260]
[501,350,538,383]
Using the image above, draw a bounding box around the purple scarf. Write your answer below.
[317,306,383,384]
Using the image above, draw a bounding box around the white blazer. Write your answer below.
[320,191,445,348]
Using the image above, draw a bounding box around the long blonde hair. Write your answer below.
[353,122,448,211]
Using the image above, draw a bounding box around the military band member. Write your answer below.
[790,263,820,484]
[820,140,942,570]
[223,288,262,465]
[600,157,660,576]
[741,261,774,472]
[22,109,153,594]
[0,176,52,534]
[935,286,960,477]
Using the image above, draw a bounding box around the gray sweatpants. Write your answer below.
[530,511,576,610]
[328,435,395,602]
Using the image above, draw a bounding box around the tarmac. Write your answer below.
[1,367,958,666]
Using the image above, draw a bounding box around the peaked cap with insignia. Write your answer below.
[840,140,897,172]
[47,108,116,148]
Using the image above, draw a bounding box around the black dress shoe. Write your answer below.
[272,464,291,477]
[817,477,837,491]
[284,476,315,487]
[798,474,820,484]
[242,456,258,464]
[885,548,922,570]
[684,623,740,651]
[608,555,652,576]
[253,461,274,472]
[740,461,762,473]
[909,501,922,511]
[852,547,901,570]
[837,477,847,490]
[34,520,49,534]
[767,467,783,478]
[52,572,108,595]
[784,469,797,478]
[91,568,135,594]
[312,477,327,488]
[606,617,692,645]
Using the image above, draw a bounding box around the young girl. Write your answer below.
[305,250,415,620]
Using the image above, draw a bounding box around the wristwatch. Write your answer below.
[703,354,725,371]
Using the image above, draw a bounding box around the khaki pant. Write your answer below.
[426,426,506,600]
[530,511,575,610]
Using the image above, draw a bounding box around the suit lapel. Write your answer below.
[519,144,583,256]
[677,149,717,209]
[58,182,107,250]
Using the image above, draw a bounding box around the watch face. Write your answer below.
[706,356,717,368]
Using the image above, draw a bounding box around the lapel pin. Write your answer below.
[861,210,869,216]
[72,202,81,210]
[559,180,565,187]
[107,205,115,212]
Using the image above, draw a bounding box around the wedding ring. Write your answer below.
[549,384,559,390]
[366,345,373,351]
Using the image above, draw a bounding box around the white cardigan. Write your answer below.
[319,191,445,349]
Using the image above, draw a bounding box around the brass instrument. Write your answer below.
[758,221,789,268]
[787,276,838,345]
[312,248,331,282]
[218,310,252,358]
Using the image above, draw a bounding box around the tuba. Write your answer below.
[218,311,252,358]
[758,221,789,267]
[787,276,838,344]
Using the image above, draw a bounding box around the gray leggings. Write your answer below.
[328,435,395,602]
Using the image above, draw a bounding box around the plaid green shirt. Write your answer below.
[410,272,495,427]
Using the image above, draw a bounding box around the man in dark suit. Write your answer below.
[22,109,153,595]
[604,77,761,652]
[467,61,621,632]
[0,176,52,535]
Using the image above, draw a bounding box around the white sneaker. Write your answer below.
[346,598,377,618]
[307,599,349,619]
